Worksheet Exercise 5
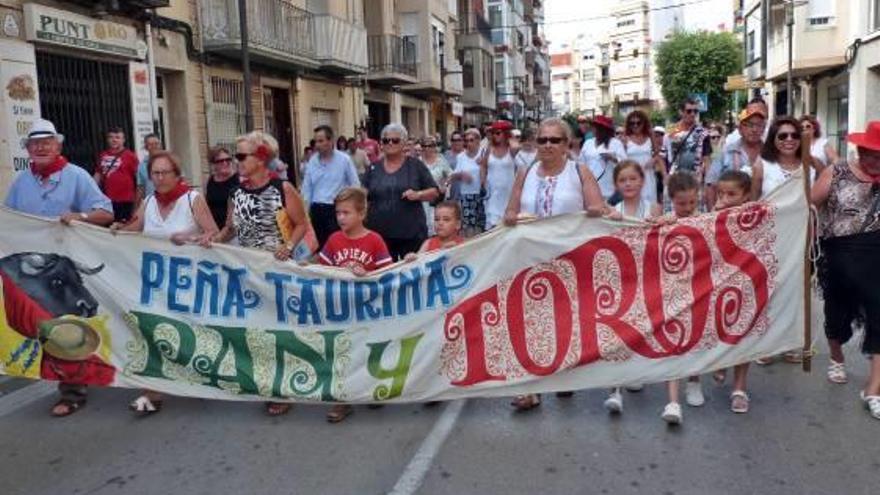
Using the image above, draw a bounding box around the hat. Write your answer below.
[848,121,880,152]
[738,107,766,123]
[653,126,666,134]
[592,115,614,130]
[27,119,64,143]
[38,318,101,361]
[489,120,514,132]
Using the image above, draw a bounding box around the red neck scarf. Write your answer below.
[30,156,67,180]
[155,181,190,208]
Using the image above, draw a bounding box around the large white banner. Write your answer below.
[0,179,808,403]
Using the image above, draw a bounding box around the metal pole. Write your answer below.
[238,0,254,131]
[145,20,160,135]
[440,40,448,147]
[786,1,794,116]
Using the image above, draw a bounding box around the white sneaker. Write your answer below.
[685,381,705,407]
[604,389,623,414]
[661,402,683,425]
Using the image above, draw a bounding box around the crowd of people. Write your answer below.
[4,100,880,424]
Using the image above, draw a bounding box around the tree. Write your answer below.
[655,31,743,122]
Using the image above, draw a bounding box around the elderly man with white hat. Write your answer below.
[3,118,113,417]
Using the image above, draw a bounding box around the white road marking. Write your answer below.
[388,399,467,495]
[0,380,55,417]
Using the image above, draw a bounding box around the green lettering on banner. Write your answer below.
[266,330,343,401]
[367,333,423,401]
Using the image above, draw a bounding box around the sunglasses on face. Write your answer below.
[536,136,566,145]
[381,137,402,145]
[423,143,437,148]
[628,120,642,126]
[776,132,801,141]
[684,108,699,114]
[710,135,721,140]
[234,153,251,162]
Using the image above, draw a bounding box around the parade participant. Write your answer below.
[135,133,162,207]
[579,115,625,202]
[705,107,766,207]
[444,131,465,167]
[355,127,381,163]
[659,173,704,424]
[726,97,770,148]
[666,98,711,177]
[205,146,239,230]
[481,120,518,229]
[213,131,310,417]
[112,151,219,416]
[362,123,439,260]
[418,200,465,253]
[609,160,662,219]
[420,136,454,236]
[451,128,487,237]
[503,117,606,411]
[575,115,591,152]
[710,170,756,413]
[812,121,880,419]
[346,137,370,178]
[622,110,665,205]
[514,128,538,173]
[800,115,840,168]
[302,125,361,249]
[336,135,349,151]
[3,119,114,417]
[747,116,821,201]
[319,187,392,422]
[94,127,139,223]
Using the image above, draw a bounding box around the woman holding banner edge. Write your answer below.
[502,117,606,411]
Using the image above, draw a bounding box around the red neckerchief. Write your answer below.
[154,181,190,208]
[30,156,67,180]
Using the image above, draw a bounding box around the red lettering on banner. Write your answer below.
[444,286,506,386]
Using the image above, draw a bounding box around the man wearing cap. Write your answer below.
[3,118,113,417]
[704,105,766,206]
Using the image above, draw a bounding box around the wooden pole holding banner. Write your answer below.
[801,133,813,373]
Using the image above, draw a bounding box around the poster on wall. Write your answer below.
[0,41,40,198]
[129,61,153,161]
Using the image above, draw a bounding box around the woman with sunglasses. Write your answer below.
[212,131,310,417]
[481,120,518,229]
[799,115,840,168]
[622,110,665,205]
[205,146,239,229]
[503,117,606,411]
[420,136,453,235]
[748,116,822,200]
[362,123,440,260]
[451,128,488,237]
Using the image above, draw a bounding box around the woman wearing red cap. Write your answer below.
[481,120,517,229]
[578,115,625,202]
[813,121,880,420]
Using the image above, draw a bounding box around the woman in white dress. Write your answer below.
[451,128,486,237]
[503,117,606,412]
[421,136,454,235]
[800,115,840,168]
[112,151,219,416]
[578,115,626,202]
[481,120,518,229]
[621,110,665,205]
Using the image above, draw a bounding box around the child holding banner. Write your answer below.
[414,201,465,254]
[319,187,393,422]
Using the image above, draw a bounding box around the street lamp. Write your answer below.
[781,0,807,116]
[238,0,253,131]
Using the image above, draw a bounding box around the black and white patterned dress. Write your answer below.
[230,178,285,251]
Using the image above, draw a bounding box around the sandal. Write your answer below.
[783,350,803,364]
[826,360,848,384]
[51,399,84,417]
[510,394,541,412]
[730,390,750,414]
[861,392,880,420]
[326,404,354,423]
[265,402,292,416]
[129,395,162,417]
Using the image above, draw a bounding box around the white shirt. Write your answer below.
[579,137,625,200]
[514,149,538,173]
[623,137,657,204]
[810,137,830,166]
[520,160,584,218]
[143,191,200,239]
[485,151,516,228]
[455,152,483,195]
[743,160,815,198]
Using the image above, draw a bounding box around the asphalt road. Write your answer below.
[0,320,877,495]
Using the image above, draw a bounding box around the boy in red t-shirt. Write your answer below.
[318,187,391,421]
[94,127,139,222]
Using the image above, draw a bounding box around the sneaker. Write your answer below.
[604,389,623,414]
[661,402,683,425]
[685,381,705,407]
[624,384,644,392]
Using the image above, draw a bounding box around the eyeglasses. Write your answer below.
[684,108,699,115]
[381,137,402,145]
[423,143,437,148]
[212,157,232,164]
[491,130,506,135]
[233,153,252,162]
[536,136,566,145]
[710,135,721,140]
[628,120,642,126]
[464,138,478,143]
[151,169,175,177]
[802,123,813,129]
[776,132,801,141]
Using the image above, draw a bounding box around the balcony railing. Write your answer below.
[367,34,418,79]
[314,14,368,74]
[201,0,316,67]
